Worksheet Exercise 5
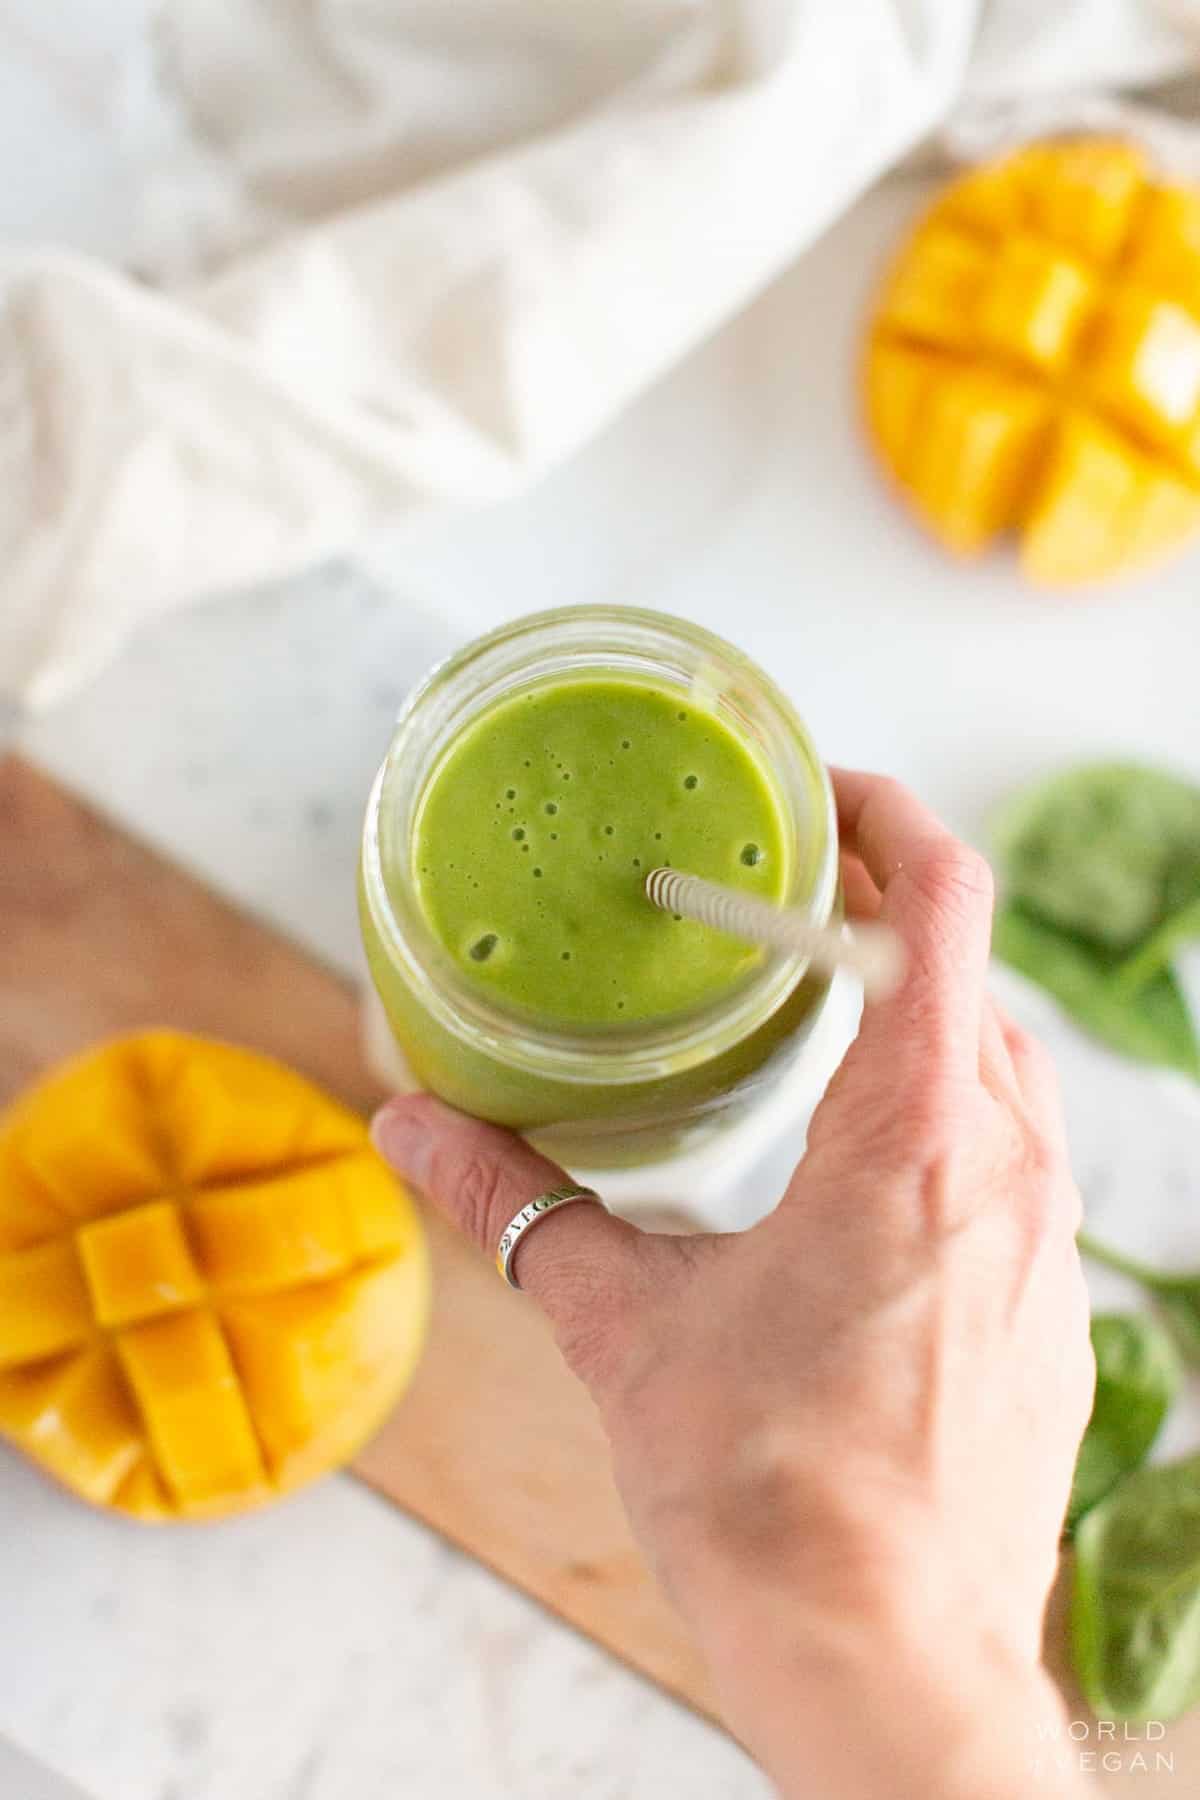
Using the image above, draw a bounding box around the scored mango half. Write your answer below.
[0,1033,430,1521]
[863,138,1200,587]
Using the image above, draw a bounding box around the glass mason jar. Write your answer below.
[359,606,838,1170]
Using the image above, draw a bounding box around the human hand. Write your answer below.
[372,769,1095,1797]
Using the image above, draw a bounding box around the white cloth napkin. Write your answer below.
[1,0,1196,709]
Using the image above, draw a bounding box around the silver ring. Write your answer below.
[495,1184,605,1289]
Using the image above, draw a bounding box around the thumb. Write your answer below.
[370,1092,646,1336]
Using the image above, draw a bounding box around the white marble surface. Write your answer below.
[5,76,1200,1800]
[0,1456,767,1800]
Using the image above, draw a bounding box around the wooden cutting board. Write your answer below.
[0,753,713,1717]
[3,751,1196,1789]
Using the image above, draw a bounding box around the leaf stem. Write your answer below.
[1111,896,1200,999]
[1077,1230,1171,1291]
[1078,1230,1200,1295]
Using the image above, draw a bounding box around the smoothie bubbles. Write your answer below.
[359,608,840,1182]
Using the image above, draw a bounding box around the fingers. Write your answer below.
[991,999,1070,1156]
[979,995,1022,1108]
[839,850,882,923]
[832,768,995,1063]
[371,1092,645,1332]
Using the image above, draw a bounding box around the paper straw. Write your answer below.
[644,867,904,1000]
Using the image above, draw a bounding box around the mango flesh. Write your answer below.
[864,138,1200,587]
[0,1033,430,1520]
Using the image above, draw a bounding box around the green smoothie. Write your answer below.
[360,607,836,1161]
[411,677,789,1027]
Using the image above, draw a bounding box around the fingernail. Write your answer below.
[370,1102,434,1185]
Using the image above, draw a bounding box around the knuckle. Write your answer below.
[1047,1161,1083,1237]
[915,1147,974,1236]
[829,1056,960,1169]
[914,842,995,917]
[1015,1130,1077,1238]
[451,1150,505,1248]
[1008,1020,1052,1073]
[1024,1126,1060,1184]
[1000,1015,1034,1057]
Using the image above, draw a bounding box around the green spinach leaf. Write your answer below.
[1152,1290,1200,1368]
[1072,1451,1200,1721]
[1079,1232,1200,1369]
[1068,1314,1179,1532]
[993,763,1200,953]
[1113,895,1200,999]
[992,903,1200,1080]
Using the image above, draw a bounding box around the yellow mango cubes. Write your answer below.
[864,138,1200,586]
[0,1033,430,1520]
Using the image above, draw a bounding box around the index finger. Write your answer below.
[832,768,995,1060]
[370,1093,646,1331]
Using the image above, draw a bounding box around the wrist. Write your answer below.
[651,1460,1083,1800]
[689,1567,1080,1800]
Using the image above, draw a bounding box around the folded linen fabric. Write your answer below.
[0,0,1194,707]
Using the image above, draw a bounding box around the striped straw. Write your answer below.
[644,868,904,1000]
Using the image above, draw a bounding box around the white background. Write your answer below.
[4,156,1200,1800]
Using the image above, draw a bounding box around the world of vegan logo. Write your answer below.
[1030,1719,1175,1779]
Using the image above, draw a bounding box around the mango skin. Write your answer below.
[863,138,1200,588]
[0,1032,430,1521]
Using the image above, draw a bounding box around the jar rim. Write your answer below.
[359,605,838,1086]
